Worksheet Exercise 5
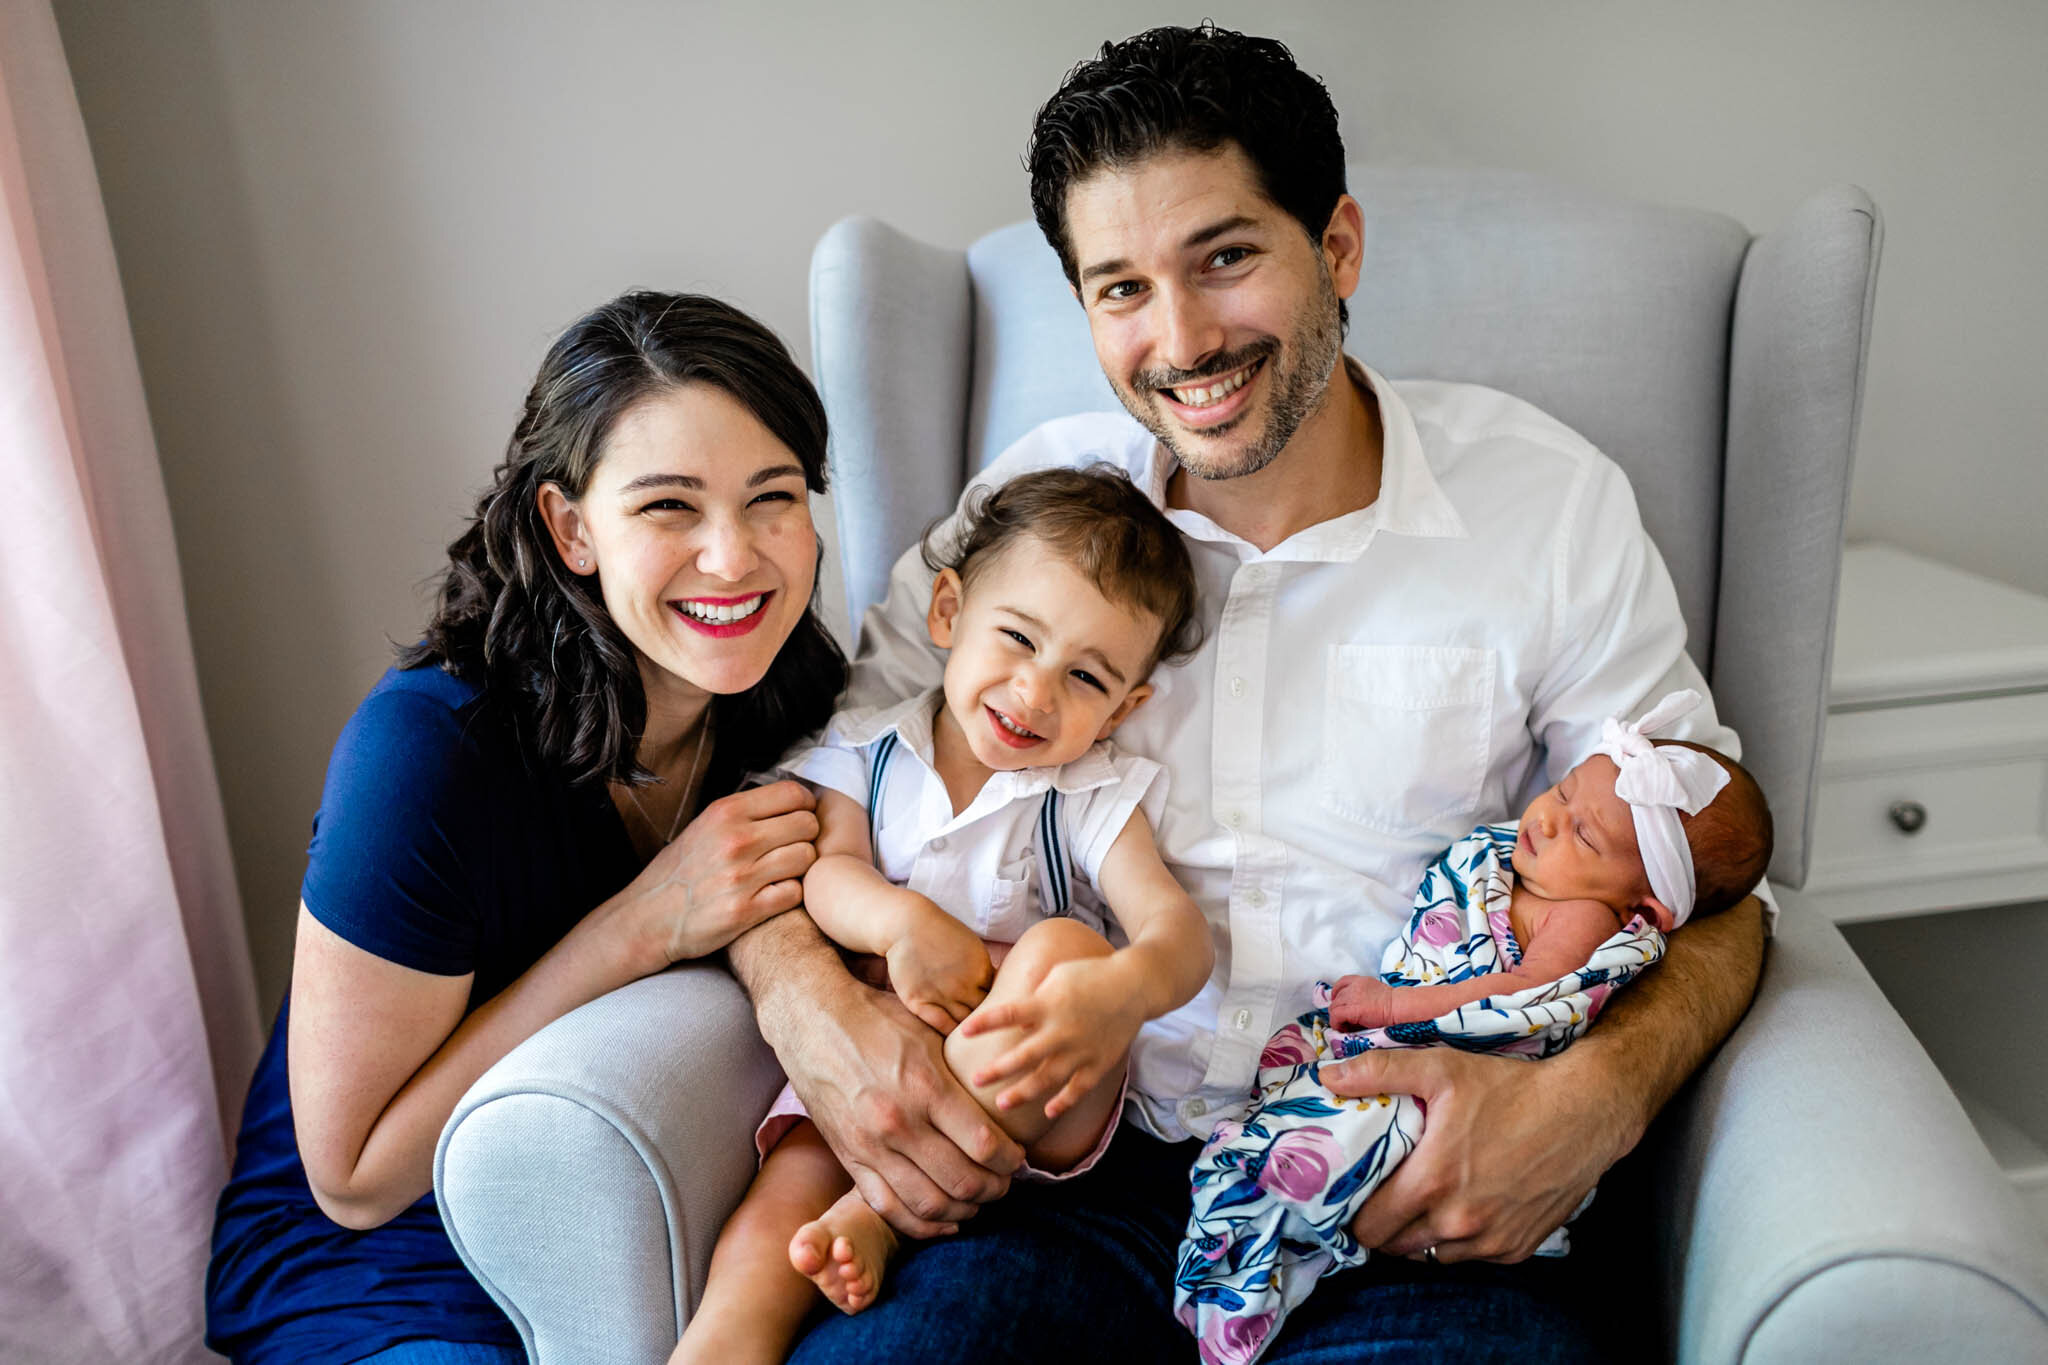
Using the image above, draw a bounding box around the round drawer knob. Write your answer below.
[1888,800,1928,835]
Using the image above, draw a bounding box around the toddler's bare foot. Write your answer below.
[788,1188,899,1314]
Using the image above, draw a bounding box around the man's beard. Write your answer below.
[1118,261,1344,483]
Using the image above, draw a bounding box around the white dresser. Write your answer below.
[1802,543,2048,920]
[1784,542,2048,1231]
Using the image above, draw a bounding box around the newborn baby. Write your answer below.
[1174,690,1775,1365]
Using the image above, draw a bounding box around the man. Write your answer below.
[730,23,1766,1361]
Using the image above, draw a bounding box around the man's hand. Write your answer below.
[729,911,1025,1239]
[783,975,1025,1238]
[883,894,994,1034]
[957,956,1145,1120]
[1319,1045,1630,1263]
[1320,893,1766,1263]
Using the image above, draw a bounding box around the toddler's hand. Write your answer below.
[884,898,993,1035]
[1328,973,1401,1031]
[958,958,1143,1120]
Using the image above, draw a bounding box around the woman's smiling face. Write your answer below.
[541,382,818,706]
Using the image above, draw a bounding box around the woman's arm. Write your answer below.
[290,781,818,1229]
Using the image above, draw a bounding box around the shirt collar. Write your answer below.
[832,688,1126,796]
[830,688,942,755]
[1365,360,1467,542]
[1141,357,1466,563]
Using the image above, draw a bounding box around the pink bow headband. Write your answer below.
[1591,689,1730,928]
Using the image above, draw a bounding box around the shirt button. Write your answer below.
[1234,1009,1253,1031]
[928,836,947,852]
[1187,1099,1209,1118]
[1246,889,1267,909]
[1229,677,1247,698]
[1226,810,1243,829]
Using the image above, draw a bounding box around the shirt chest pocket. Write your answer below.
[1321,643,1496,837]
[980,851,1039,942]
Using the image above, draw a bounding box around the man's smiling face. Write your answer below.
[1064,142,1352,482]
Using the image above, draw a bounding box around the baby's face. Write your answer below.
[926,534,1161,772]
[1514,755,1663,926]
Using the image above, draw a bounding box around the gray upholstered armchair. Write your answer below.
[436,170,2048,1362]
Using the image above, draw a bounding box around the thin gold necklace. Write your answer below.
[621,718,710,847]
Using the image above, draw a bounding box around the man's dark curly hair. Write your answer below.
[1027,22,1350,331]
[399,291,845,793]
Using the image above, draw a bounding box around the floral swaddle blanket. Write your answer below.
[1172,824,1667,1365]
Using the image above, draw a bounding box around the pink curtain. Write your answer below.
[0,2,261,1360]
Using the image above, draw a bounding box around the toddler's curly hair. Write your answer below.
[923,465,1202,675]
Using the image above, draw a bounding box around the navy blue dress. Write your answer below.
[206,666,640,1364]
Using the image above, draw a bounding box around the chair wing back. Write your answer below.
[809,217,976,647]
[810,169,1878,889]
[1715,186,1881,889]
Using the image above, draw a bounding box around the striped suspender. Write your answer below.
[1036,788,1069,918]
[867,731,898,847]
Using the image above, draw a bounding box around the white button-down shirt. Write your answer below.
[847,363,1759,1141]
[782,689,1166,943]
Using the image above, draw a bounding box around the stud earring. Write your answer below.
[576,558,588,569]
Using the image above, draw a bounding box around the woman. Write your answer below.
[206,292,846,1364]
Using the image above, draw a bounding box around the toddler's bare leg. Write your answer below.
[789,1183,900,1314]
[669,1121,849,1365]
[765,921,1125,1329]
[944,917,1127,1172]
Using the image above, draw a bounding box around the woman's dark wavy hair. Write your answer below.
[1026,22,1350,332]
[399,290,846,794]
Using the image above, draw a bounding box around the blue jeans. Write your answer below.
[352,1343,525,1364]
[788,1128,1642,1364]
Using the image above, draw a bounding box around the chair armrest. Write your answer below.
[435,965,782,1365]
[1653,903,2048,1363]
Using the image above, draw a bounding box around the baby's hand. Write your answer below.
[1328,973,1401,1031]
[958,958,1143,1120]
[884,898,993,1035]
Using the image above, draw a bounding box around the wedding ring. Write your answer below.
[1422,1244,1440,1265]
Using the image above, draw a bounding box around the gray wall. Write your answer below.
[53,0,2048,1012]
